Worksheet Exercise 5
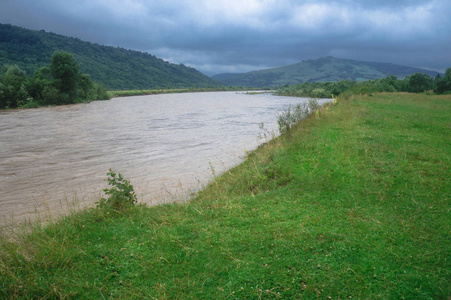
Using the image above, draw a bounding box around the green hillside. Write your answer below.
[0,23,220,90]
[213,56,442,87]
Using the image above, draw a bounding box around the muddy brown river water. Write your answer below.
[0,91,322,222]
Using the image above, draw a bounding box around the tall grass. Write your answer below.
[277,102,310,134]
[277,98,325,134]
[0,93,449,299]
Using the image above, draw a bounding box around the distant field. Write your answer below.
[108,88,195,98]
[1,93,449,299]
[107,87,254,98]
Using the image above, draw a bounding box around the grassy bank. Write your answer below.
[108,87,262,98]
[1,93,450,299]
[108,88,203,98]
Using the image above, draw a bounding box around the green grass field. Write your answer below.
[1,93,450,299]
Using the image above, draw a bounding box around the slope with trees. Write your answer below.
[0,23,220,90]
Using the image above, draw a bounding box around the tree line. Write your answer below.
[277,69,451,98]
[0,51,109,109]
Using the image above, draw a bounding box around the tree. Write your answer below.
[378,75,400,92]
[78,74,94,100]
[434,68,451,94]
[27,66,53,102]
[49,51,81,103]
[408,73,433,93]
[1,50,109,109]
[0,65,29,108]
[0,82,5,109]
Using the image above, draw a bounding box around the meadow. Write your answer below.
[1,93,449,299]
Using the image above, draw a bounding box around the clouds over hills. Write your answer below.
[0,0,449,75]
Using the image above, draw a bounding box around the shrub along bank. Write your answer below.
[0,93,449,298]
[276,68,451,98]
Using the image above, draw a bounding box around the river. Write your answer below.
[0,91,322,222]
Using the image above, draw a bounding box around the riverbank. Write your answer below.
[1,87,269,111]
[1,93,450,298]
[108,87,270,98]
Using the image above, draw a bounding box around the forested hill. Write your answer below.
[213,56,442,87]
[0,23,220,90]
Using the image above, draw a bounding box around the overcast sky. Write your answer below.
[1,0,450,75]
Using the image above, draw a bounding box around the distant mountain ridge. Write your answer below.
[0,23,219,90]
[212,56,441,87]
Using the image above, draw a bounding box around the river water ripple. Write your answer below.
[0,92,321,222]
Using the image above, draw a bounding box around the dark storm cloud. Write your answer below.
[0,0,450,75]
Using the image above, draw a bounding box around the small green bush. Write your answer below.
[97,169,137,210]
